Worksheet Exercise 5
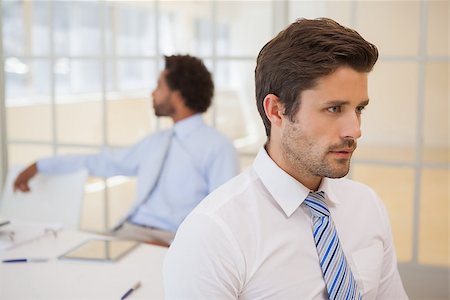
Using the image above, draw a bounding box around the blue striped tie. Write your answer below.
[303,191,362,300]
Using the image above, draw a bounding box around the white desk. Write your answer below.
[0,229,167,299]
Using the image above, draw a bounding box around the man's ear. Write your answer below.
[263,94,284,128]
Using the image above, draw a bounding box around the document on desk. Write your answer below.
[0,219,63,251]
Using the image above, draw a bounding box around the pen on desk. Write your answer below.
[2,258,49,263]
[120,281,141,300]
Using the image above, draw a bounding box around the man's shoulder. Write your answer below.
[199,124,232,142]
[138,128,173,143]
[327,177,381,206]
[190,124,235,154]
[328,177,375,193]
[191,168,257,214]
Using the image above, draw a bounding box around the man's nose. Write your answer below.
[342,112,362,140]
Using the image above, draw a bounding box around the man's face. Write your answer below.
[152,70,175,117]
[280,66,369,180]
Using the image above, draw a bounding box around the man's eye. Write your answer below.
[327,106,341,113]
[356,106,366,113]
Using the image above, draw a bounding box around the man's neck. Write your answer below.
[172,110,196,123]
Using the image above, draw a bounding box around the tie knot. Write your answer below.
[303,191,330,218]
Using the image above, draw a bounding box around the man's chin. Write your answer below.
[321,162,351,178]
[154,110,168,117]
[326,170,350,179]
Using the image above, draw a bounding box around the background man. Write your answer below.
[164,19,408,298]
[14,55,239,246]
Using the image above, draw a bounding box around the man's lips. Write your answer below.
[330,148,354,153]
[329,148,355,158]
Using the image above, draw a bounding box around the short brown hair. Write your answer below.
[255,18,379,137]
[165,55,214,113]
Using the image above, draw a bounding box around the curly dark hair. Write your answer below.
[164,55,214,113]
[255,18,379,137]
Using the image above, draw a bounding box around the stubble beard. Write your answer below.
[153,99,175,117]
[281,124,355,180]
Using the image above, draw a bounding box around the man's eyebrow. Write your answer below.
[323,99,370,106]
[323,100,349,106]
[359,99,370,106]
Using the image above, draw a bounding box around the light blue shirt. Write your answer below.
[37,114,239,232]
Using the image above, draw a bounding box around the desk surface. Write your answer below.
[0,229,167,299]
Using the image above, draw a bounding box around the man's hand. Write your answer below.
[13,163,38,193]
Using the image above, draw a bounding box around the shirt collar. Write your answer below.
[253,148,339,218]
[173,114,204,139]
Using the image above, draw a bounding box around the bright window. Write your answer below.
[1,0,448,275]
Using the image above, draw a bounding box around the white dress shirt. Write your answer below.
[164,148,408,299]
[37,114,239,232]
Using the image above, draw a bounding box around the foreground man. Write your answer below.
[164,19,408,299]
